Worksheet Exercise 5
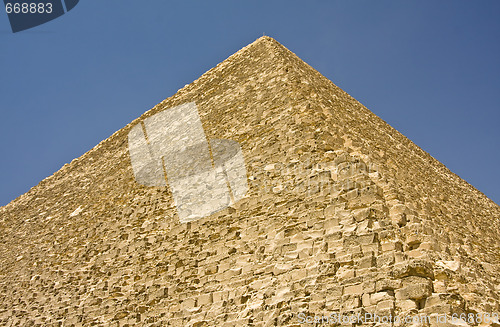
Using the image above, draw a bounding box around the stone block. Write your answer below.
[377,253,395,268]
[396,299,418,312]
[212,291,228,303]
[370,291,394,305]
[424,293,465,311]
[336,266,355,279]
[273,263,293,275]
[362,293,372,307]
[181,298,197,309]
[375,299,394,316]
[392,259,434,279]
[357,255,376,269]
[353,208,371,222]
[341,295,361,309]
[376,279,402,292]
[361,243,378,254]
[197,293,213,306]
[381,240,402,252]
[362,280,376,294]
[344,284,363,295]
[396,277,433,301]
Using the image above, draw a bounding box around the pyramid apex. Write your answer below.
[236,35,287,55]
[253,35,279,43]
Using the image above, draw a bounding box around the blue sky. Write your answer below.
[1,1,499,206]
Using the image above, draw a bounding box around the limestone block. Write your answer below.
[181,298,197,310]
[425,293,465,312]
[337,266,355,279]
[396,277,433,301]
[341,295,361,309]
[375,299,395,316]
[362,293,372,307]
[433,280,447,293]
[273,263,293,276]
[381,240,403,252]
[390,204,408,227]
[296,239,313,252]
[436,261,461,274]
[324,204,336,218]
[394,252,406,263]
[324,221,341,236]
[371,291,394,305]
[326,286,343,299]
[362,280,376,294]
[406,249,429,259]
[362,243,379,254]
[212,291,228,303]
[308,300,326,311]
[353,208,371,222]
[344,284,363,296]
[396,299,418,312]
[419,242,437,251]
[392,259,434,279]
[376,279,402,292]
[197,293,213,306]
[377,253,395,268]
[345,188,359,200]
[357,255,376,269]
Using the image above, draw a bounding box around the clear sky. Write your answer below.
[1,1,499,206]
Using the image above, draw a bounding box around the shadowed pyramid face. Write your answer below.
[127,102,248,223]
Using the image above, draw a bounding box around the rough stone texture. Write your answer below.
[0,36,499,326]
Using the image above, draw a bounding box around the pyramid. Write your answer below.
[1,36,499,326]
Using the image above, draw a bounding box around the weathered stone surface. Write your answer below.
[0,36,498,326]
[392,259,435,279]
[396,276,433,301]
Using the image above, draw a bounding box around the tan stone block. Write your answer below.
[326,286,343,298]
[289,268,307,281]
[381,240,403,252]
[341,295,361,309]
[377,253,395,268]
[406,249,427,259]
[336,253,354,265]
[371,291,393,305]
[324,204,336,218]
[362,280,376,294]
[361,243,379,254]
[344,284,363,295]
[197,293,213,306]
[396,279,433,301]
[336,266,355,279]
[212,290,228,302]
[392,259,434,279]
[433,280,447,293]
[362,293,371,307]
[273,263,293,275]
[376,299,395,316]
[376,279,402,292]
[284,250,299,260]
[357,255,376,269]
[353,208,371,222]
[181,298,197,309]
[364,304,376,314]
[228,267,242,277]
[396,299,418,312]
[308,300,326,311]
